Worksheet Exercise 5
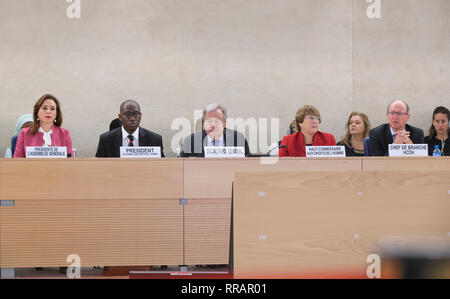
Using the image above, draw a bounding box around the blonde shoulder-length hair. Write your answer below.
[340,111,370,146]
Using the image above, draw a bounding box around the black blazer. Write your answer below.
[425,135,449,156]
[95,127,164,157]
[180,128,250,157]
[369,123,424,156]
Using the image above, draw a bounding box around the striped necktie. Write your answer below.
[128,135,134,147]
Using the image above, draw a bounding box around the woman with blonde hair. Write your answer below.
[337,111,371,156]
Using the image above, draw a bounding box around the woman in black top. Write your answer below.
[425,106,449,156]
[337,112,371,156]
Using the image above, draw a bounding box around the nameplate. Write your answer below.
[26,146,67,159]
[204,146,245,158]
[120,147,161,158]
[305,146,346,158]
[388,144,428,157]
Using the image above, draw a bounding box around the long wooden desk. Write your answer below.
[0,159,184,271]
[1,157,449,278]
[183,157,361,265]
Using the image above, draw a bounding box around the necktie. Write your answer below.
[392,134,396,142]
[128,135,134,147]
[212,139,216,146]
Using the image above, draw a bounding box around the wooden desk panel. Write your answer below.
[2,158,448,273]
[233,170,450,278]
[184,157,362,199]
[184,198,231,265]
[362,156,450,171]
[0,199,183,267]
[0,159,183,200]
[0,159,184,270]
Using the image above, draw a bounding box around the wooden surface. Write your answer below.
[362,156,450,171]
[233,170,450,278]
[183,157,362,199]
[0,199,183,268]
[0,158,183,200]
[1,157,449,272]
[0,159,184,268]
[182,158,361,264]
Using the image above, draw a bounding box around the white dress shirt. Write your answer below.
[122,126,139,147]
[38,127,53,146]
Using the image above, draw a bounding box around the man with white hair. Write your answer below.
[180,103,250,157]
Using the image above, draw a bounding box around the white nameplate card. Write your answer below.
[388,144,428,157]
[204,146,245,158]
[120,147,161,158]
[26,146,67,159]
[305,146,346,158]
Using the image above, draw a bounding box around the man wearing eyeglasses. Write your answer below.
[369,100,424,156]
[179,103,250,157]
[95,99,164,157]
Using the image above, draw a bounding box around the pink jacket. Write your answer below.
[14,125,73,158]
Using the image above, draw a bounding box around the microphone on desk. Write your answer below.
[266,143,286,156]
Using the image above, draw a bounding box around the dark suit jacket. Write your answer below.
[425,135,449,156]
[180,128,250,157]
[369,123,424,156]
[95,127,164,158]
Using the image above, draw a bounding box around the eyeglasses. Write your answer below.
[433,119,448,124]
[387,111,408,117]
[204,118,223,125]
[122,112,141,119]
[305,116,320,122]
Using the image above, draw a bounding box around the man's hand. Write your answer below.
[393,130,413,144]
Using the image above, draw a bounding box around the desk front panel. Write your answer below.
[0,158,183,200]
[233,170,450,278]
[184,158,362,199]
[0,199,184,267]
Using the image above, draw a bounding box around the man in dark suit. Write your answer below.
[95,100,164,157]
[180,103,250,157]
[369,100,424,156]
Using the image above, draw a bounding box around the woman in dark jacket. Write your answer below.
[424,106,449,156]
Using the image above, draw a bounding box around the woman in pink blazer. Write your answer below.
[279,105,336,157]
[14,94,73,158]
